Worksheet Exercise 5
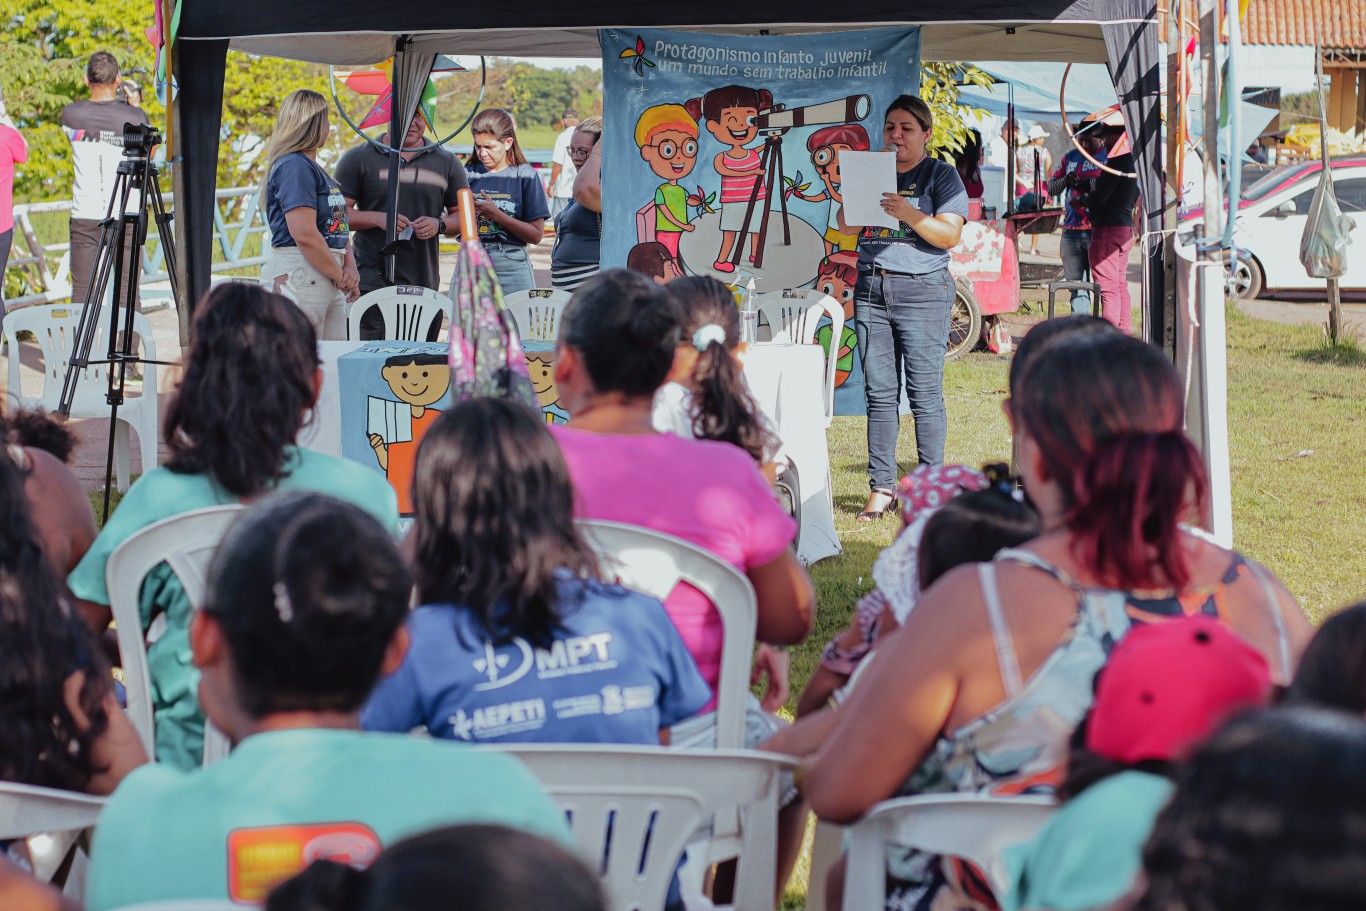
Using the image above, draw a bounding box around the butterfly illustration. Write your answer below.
[618,36,656,77]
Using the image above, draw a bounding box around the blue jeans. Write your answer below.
[480,242,536,295]
[855,268,952,490]
[1060,229,1093,314]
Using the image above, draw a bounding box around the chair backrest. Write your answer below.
[345,286,451,341]
[3,303,157,414]
[752,289,843,424]
[502,287,572,342]
[493,744,796,911]
[0,782,106,841]
[575,520,756,751]
[842,794,1056,911]
[105,505,247,762]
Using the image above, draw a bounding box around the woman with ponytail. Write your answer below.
[798,330,1310,911]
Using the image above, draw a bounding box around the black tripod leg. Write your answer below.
[732,142,771,269]
[776,143,791,246]
[148,174,180,307]
[754,140,779,269]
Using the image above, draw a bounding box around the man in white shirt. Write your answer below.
[61,51,149,304]
[547,108,580,219]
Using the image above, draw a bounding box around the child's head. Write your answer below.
[916,467,1041,590]
[664,276,776,463]
[688,85,772,149]
[380,353,450,407]
[816,251,859,318]
[411,399,597,645]
[636,103,700,182]
[626,241,680,285]
[1284,601,1366,713]
[166,282,321,498]
[267,824,605,911]
[468,108,527,168]
[196,492,412,727]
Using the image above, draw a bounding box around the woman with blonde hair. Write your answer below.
[259,89,359,339]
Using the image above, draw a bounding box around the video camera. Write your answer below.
[749,94,872,133]
[122,122,163,158]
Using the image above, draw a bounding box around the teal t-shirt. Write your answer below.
[67,447,399,770]
[1004,770,1174,911]
[85,728,571,910]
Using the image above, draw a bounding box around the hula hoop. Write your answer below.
[328,56,487,155]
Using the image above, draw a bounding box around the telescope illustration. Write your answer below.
[731,94,871,269]
[749,94,872,133]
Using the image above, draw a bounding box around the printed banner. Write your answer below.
[600,26,922,296]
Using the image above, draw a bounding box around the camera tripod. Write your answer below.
[730,128,794,271]
[57,136,179,520]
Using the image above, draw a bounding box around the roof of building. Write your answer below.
[1242,0,1366,49]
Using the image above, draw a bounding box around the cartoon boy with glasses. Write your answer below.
[635,103,700,261]
[792,123,870,255]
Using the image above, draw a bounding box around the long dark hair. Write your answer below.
[203,492,412,718]
[917,471,1041,590]
[164,283,320,498]
[266,825,605,911]
[1013,331,1207,590]
[0,424,112,790]
[412,399,598,646]
[1283,601,1366,713]
[665,276,776,464]
[1135,707,1366,911]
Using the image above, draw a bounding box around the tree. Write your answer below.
[920,62,994,161]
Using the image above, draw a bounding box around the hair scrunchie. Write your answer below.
[692,323,726,351]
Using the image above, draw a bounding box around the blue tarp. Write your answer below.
[962,60,1117,121]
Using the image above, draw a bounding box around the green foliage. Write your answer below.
[920,62,994,161]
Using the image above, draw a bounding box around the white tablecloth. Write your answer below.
[305,340,840,564]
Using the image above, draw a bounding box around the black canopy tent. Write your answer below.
[170,0,1163,346]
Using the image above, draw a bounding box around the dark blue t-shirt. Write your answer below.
[467,161,551,246]
[266,152,350,250]
[552,199,601,270]
[360,576,711,744]
[858,156,969,274]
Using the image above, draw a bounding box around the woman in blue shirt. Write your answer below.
[461,109,550,295]
[259,89,359,340]
[851,95,969,521]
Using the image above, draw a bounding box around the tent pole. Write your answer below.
[1197,0,1223,257]
[1160,0,1183,354]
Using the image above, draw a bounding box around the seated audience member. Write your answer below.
[67,283,398,770]
[1282,600,1366,713]
[1005,616,1271,911]
[1132,707,1366,911]
[363,398,710,743]
[0,858,75,911]
[2,409,96,579]
[85,493,568,911]
[797,463,1038,715]
[0,450,146,796]
[794,331,1308,911]
[549,269,814,729]
[268,824,605,911]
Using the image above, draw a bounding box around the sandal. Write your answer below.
[856,488,896,523]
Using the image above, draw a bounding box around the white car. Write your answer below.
[1204,157,1366,299]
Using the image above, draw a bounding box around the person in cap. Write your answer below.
[1019,124,1053,254]
[1004,616,1272,911]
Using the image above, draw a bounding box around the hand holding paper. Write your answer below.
[838,151,899,230]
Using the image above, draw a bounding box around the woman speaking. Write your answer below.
[849,95,968,522]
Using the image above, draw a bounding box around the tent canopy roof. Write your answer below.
[178,0,1151,65]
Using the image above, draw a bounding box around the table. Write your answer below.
[305,339,840,564]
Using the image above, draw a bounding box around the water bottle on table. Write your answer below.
[735,270,759,344]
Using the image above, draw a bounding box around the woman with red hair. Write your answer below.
[797,328,1311,909]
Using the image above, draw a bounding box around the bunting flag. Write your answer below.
[340,57,464,134]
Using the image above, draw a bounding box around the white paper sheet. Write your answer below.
[838,151,899,230]
[368,397,412,444]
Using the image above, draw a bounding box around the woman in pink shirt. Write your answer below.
[0,104,28,322]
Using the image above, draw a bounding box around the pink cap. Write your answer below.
[1087,616,1272,764]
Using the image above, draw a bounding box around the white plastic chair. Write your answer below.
[3,302,159,491]
[503,287,572,342]
[752,289,844,426]
[345,286,451,341]
[106,505,246,766]
[0,782,106,899]
[576,520,756,751]
[842,794,1055,911]
[493,744,797,911]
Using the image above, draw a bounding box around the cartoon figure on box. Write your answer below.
[636,103,700,261]
[525,353,569,424]
[813,251,859,387]
[791,124,869,254]
[688,85,774,274]
[366,352,449,514]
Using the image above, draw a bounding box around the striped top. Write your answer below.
[719,148,765,204]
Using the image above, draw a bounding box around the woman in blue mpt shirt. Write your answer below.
[848,95,969,521]
[460,109,550,295]
[259,89,360,340]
